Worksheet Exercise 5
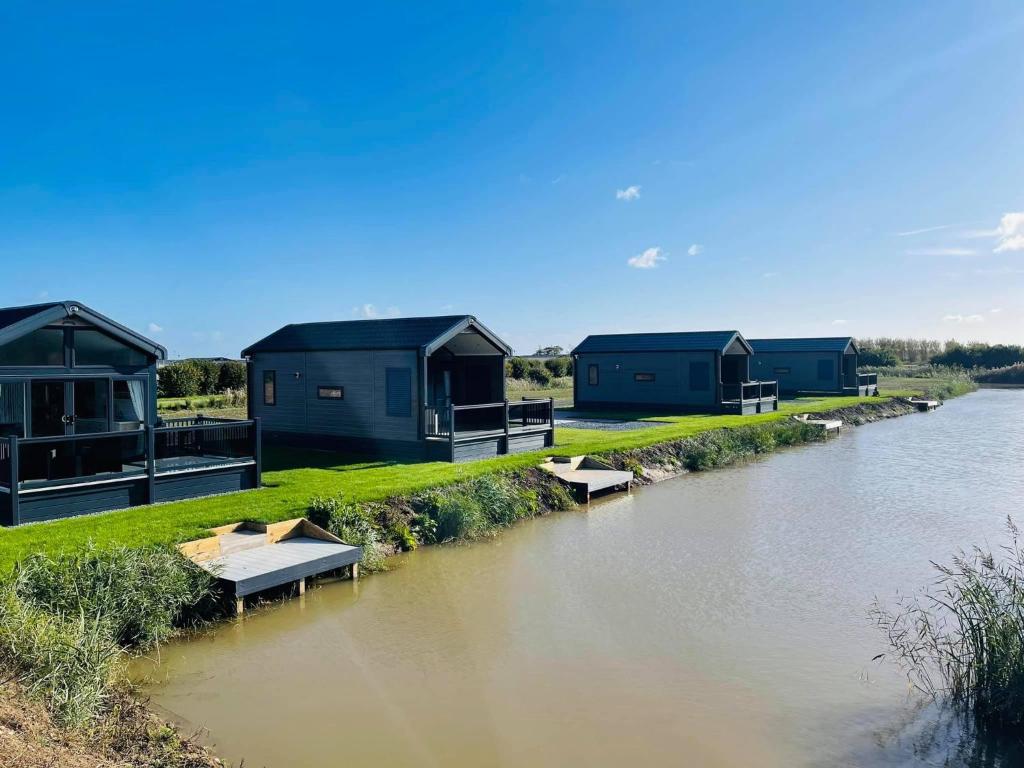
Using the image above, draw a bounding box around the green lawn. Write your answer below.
[0,382,949,570]
[507,386,574,403]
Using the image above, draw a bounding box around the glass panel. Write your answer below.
[317,386,344,400]
[18,433,146,484]
[74,329,148,367]
[263,371,276,405]
[0,382,26,437]
[74,379,109,434]
[30,381,66,437]
[0,328,64,366]
[154,422,254,472]
[112,380,146,430]
[588,364,599,386]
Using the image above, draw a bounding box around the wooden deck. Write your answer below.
[540,455,633,502]
[179,518,361,613]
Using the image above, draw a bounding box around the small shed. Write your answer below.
[748,337,878,396]
[242,315,554,462]
[571,330,778,415]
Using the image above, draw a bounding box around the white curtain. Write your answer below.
[0,382,25,435]
[127,380,146,423]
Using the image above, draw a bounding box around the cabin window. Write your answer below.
[74,329,148,367]
[588,364,599,386]
[689,361,710,391]
[113,380,146,426]
[773,367,791,375]
[318,385,344,400]
[263,370,276,406]
[385,368,412,417]
[0,382,26,437]
[0,327,65,367]
[634,372,656,383]
[817,359,834,382]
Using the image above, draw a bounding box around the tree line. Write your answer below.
[856,338,1024,369]
[158,359,247,398]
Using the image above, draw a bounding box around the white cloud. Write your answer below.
[974,266,1024,276]
[943,313,985,324]
[990,308,1002,313]
[147,322,164,334]
[687,243,703,256]
[762,271,778,279]
[551,175,565,185]
[896,224,952,237]
[906,247,977,256]
[616,185,641,201]
[37,290,49,300]
[831,319,848,325]
[627,246,665,269]
[994,212,1024,253]
[352,304,399,319]
[440,304,454,311]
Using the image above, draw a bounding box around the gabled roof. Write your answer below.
[0,300,166,359]
[572,330,753,355]
[747,337,857,354]
[241,315,511,356]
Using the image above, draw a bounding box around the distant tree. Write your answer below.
[527,364,552,386]
[507,357,529,379]
[543,357,569,377]
[192,359,222,395]
[218,361,247,392]
[158,361,203,398]
[534,346,564,357]
[859,347,900,367]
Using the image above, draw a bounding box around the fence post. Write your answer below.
[448,402,456,462]
[9,435,19,526]
[549,397,555,430]
[503,400,510,441]
[253,417,263,487]
[146,426,156,504]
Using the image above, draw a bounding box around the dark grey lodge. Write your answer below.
[572,330,779,415]
[0,301,261,526]
[242,315,554,462]
[748,337,878,396]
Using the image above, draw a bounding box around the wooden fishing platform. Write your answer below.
[178,518,362,615]
[908,398,940,412]
[540,455,633,502]
[793,414,843,436]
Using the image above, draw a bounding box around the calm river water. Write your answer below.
[136,390,1024,767]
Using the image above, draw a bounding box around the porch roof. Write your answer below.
[0,300,166,359]
[242,315,511,356]
[747,337,856,354]
[572,330,752,355]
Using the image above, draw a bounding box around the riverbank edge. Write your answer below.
[0,396,934,768]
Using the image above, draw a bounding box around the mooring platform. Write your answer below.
[908,398,940,412]
[540,455,633,502]
[793,414,843,435]
[178,518,362,614]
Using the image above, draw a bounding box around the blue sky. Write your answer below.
[2,2,1022,357]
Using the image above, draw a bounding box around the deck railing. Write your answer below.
[15,430,149,484]
[858,372,878,387]
[0,436,11,489]
[154,416,259,471]
[424,399,555,440]
[721,380,779,402]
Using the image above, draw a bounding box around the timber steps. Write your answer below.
[540,455,633,502]
[178,518,362,615]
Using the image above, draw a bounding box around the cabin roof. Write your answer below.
[0,300,166,359]
[572,330,752,355]
[747,337,856,354]
[242,315,512,356]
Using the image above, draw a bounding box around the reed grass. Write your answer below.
[872,518,1024,730]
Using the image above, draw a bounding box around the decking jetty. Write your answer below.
[540,455,633,502]
[178,518,361,614]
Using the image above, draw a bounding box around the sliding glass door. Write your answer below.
[28,379,112,436]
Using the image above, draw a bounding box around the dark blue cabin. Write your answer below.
[242,315,554,463]
[572,330,778,415]
[0,301,261,526]
[748,337,878,396]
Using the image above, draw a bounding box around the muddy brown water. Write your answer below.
[135,390,1024,767]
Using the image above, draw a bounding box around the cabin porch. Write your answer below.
[423,398,555,462]
[0,416,261,526]
[718,349,778,414]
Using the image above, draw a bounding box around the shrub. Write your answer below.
[218,361,247,392]
[13,544,216,649]
[536,474,578,511]
[507,357,529,379]
[410,512,438,545]
[158,361,203,398]
[872,518,1024,730]
[860,347,901,367]
[390,524,417,552]
[193,360,221,396]
[420,488,487,542]
[472,475,534,527]
[543,357,569,377]
[527,365,551,386]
